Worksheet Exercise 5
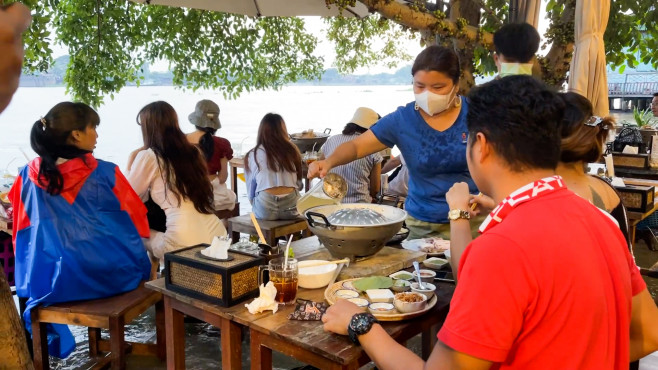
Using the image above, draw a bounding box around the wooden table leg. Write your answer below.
[31,310,49,370]
[109,316,126,370]
[250,330,272,370]
[155,299,166,361]
[164,296,185,370]
[231,166,238,196]
[220,318,242,370]
[421,324,439,360]
[88,327,101,356]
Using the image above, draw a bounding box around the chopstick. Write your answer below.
[299,258,350,269]
[250,213,267,244]
[470,192,483,211]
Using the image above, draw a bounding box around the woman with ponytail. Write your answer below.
[9,102,151,358]
[557,92,630,245]
[126,101,226,261]
[185,100,236,211]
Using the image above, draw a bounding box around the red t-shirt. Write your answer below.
[206,136,233,175]
[438,188,646,369]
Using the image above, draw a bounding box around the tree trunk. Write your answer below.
[538,0,576,88]
[0,264,34,369]
[449,0,481,92]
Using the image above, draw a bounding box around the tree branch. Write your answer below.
[358,0,494,49]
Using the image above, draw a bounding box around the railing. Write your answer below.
[608,72,658,97]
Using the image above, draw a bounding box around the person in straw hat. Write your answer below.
[320,107,383,203]
[186,100,236,212]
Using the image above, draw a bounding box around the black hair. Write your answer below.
[653,92,658,97]
[411,45,460,84]
[493,23,540,63]
[30,102,99,195]
[342,123,368,135]
[467,75,565,171]
[195,125,218,161]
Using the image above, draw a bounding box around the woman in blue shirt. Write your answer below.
[308,46,478,240]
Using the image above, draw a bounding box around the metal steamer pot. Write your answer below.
[290,128,331,153]
[304,204,407,261]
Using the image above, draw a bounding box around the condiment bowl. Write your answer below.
[393,292,428,313]
[412,269,436,284]
[368,302,394,315]
[410,282,436,299]
[390,280,411,292]
[297,260,337,289]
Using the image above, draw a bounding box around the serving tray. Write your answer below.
[324,278,437,321]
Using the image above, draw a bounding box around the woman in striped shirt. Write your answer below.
[321,107,383,203]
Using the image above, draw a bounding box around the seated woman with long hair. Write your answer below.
[185,99,236,211]
[126,101,226,260]
[245,113,303,220]
[9,102,151,358]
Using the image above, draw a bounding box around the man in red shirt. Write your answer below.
[322,75,658,369]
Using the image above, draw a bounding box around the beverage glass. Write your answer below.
[259,258,298,304]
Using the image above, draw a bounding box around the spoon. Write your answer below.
[413,261,426,290]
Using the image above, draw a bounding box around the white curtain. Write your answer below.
[568,0,611,116]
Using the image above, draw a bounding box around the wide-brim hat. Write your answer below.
[349,107,379,129]
[189,99,221,129]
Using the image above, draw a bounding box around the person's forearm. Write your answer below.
[629,289,658,361]
[325,141,358,168]
[359,324,426,370]
[449,220,472,280]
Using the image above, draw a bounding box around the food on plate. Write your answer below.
[368,302,394,314]
[335,289,360,299]
[423,257,449,270]
[388,271,414,281]
[393,292,428,313]
[342,280,356,291]
[352,276,393,292]
[419,237,450,253]
[394,292,426,303]
[391,279,411,292]
[347,298,369,309]
[366,288,395,303]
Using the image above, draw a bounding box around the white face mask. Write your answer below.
[414,86,457,116]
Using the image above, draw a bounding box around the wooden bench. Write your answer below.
[31,283,165,370]
[214,201,240,220]
[227,214,309,246]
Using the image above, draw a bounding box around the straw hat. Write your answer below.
[188,100,221,129]
[349,107,380,129]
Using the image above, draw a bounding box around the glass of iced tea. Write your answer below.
[259,258,298,304]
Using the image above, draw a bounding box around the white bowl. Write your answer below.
[393,292,428,313]
[410,282,436,299]
[412,269,436,283]
[298,260,338,289]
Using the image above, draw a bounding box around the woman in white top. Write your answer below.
[321,107,382,203]
[126,101,226,260]
[245,113,303,220]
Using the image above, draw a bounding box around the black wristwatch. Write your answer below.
[347,313,379,345]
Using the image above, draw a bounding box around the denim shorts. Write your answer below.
[252,190,300,221]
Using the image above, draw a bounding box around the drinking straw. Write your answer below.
[311,142,318,153]
[283,234,294,269]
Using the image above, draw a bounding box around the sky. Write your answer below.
[47,2,552,75]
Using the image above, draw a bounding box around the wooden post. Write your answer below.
[0,264,34,369]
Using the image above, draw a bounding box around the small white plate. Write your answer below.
[401,238,449,257]
[423,257,449,270]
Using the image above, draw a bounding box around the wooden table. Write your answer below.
[146,239,438,369]
[229,157,311,198]
[619,178,658,245]
[615,167,658,180]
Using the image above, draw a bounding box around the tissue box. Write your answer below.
[164,245,265,307]
[612,153,649,169]
[614,185,655,213]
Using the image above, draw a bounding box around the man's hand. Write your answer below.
[469,193,495,216]
[307,159,331,179]
[0,2,31,114]
[322,299,363,335]
[446,182,472,211]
